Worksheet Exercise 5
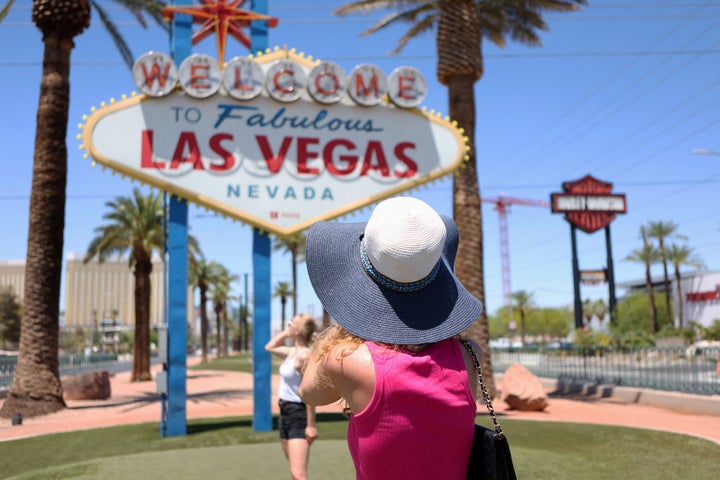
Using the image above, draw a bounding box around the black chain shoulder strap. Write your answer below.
[459,339,505,439]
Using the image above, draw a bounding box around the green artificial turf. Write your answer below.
[2,416,718,479]
[191,352,280,374]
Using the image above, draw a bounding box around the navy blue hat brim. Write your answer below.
[305,215,483,345]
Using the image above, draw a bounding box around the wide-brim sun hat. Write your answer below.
[305,196,483,345]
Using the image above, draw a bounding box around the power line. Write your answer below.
[493,9,720,184]
[1,49,719,69]
[3,177,720,202]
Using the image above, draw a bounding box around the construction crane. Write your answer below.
[481,195,550,313]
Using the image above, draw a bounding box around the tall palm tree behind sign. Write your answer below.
[0,0,166,419]
[273,281,293,332]
[625,226,662,333]
[273,233,306,318]
[648,220,687,328]
[83,188,165,382]
[210,264,238,356]
[667,243,704,330]
[334,0,587,395]
[511,290,535,345]
[190,258,225,363]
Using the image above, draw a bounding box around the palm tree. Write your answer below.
[210,265,238,357]
[580,298,607,331]
[667,243,703,330]
[593,298,608,331]
[273,281,293,331]
[189,258,222,363]
[0,0,167,419]
[1,1,167,67]
[334,0,586,396]
[273,233,306,317]
[238,302,252,352]
[625,227,662,333]
[581,298,594,331]
[511,290,534,345]
[647,221,687,327]
[83,188,165,382]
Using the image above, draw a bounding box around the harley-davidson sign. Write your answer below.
[80,48,468,237]
[550,175,627,233]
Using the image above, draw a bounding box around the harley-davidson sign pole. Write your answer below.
[551,175,627,329]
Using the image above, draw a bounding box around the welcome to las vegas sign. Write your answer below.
[80,47,469,238]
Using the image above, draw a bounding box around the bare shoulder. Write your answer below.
[300,341,373,408]
[324,342,372,379]
[325,342,375,414]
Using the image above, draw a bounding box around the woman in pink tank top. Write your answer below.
[299,197,484,479]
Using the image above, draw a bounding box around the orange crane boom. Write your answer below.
[481,195,550,310]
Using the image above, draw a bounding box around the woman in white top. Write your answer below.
[265,313,319,480]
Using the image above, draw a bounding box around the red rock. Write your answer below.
[500,363,549,411]
[62,370,111,401]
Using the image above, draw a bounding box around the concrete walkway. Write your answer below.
[1,357,719,446]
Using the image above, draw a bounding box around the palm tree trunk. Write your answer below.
[222,305,229,355]
[132,258,152,381]
[673,266,684,329]
[0,33,76,419]
[437,0,495,397]
[645,267,658,333]
[448,74,495,397]
[200,288,208,363]
[215,304,222,357]
[660,241,672,326]
[291,247,298,317]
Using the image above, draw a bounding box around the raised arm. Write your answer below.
[265,327,293,359]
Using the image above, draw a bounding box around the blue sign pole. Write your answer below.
[250,0,273,432]
[252,229,272,431]
[165,6,192,437]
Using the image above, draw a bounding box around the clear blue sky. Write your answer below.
[2,1,720,328]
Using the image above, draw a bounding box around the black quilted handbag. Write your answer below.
[460,339,518,480]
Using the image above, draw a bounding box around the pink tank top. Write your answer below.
[348,338,476,480]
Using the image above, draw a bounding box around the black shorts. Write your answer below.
[278,400,307,440]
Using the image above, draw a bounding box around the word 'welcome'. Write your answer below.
[132,51,428,108]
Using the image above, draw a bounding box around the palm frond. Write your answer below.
[526,0,588,13]
[335,0,405,17]
[476,2,506,47]
[360,4,432,36]
[85,187,165,269]
[508,24,543,47]
[392,14,436,54]
[108,0,169,28]
[91,1,134,69]
[0,0,15,24]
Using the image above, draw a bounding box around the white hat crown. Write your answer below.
[364,197,447,284]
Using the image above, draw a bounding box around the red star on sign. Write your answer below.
[163,0,279,65]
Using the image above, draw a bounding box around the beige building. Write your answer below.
[0,255,194,330]
[0,260,25,302]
